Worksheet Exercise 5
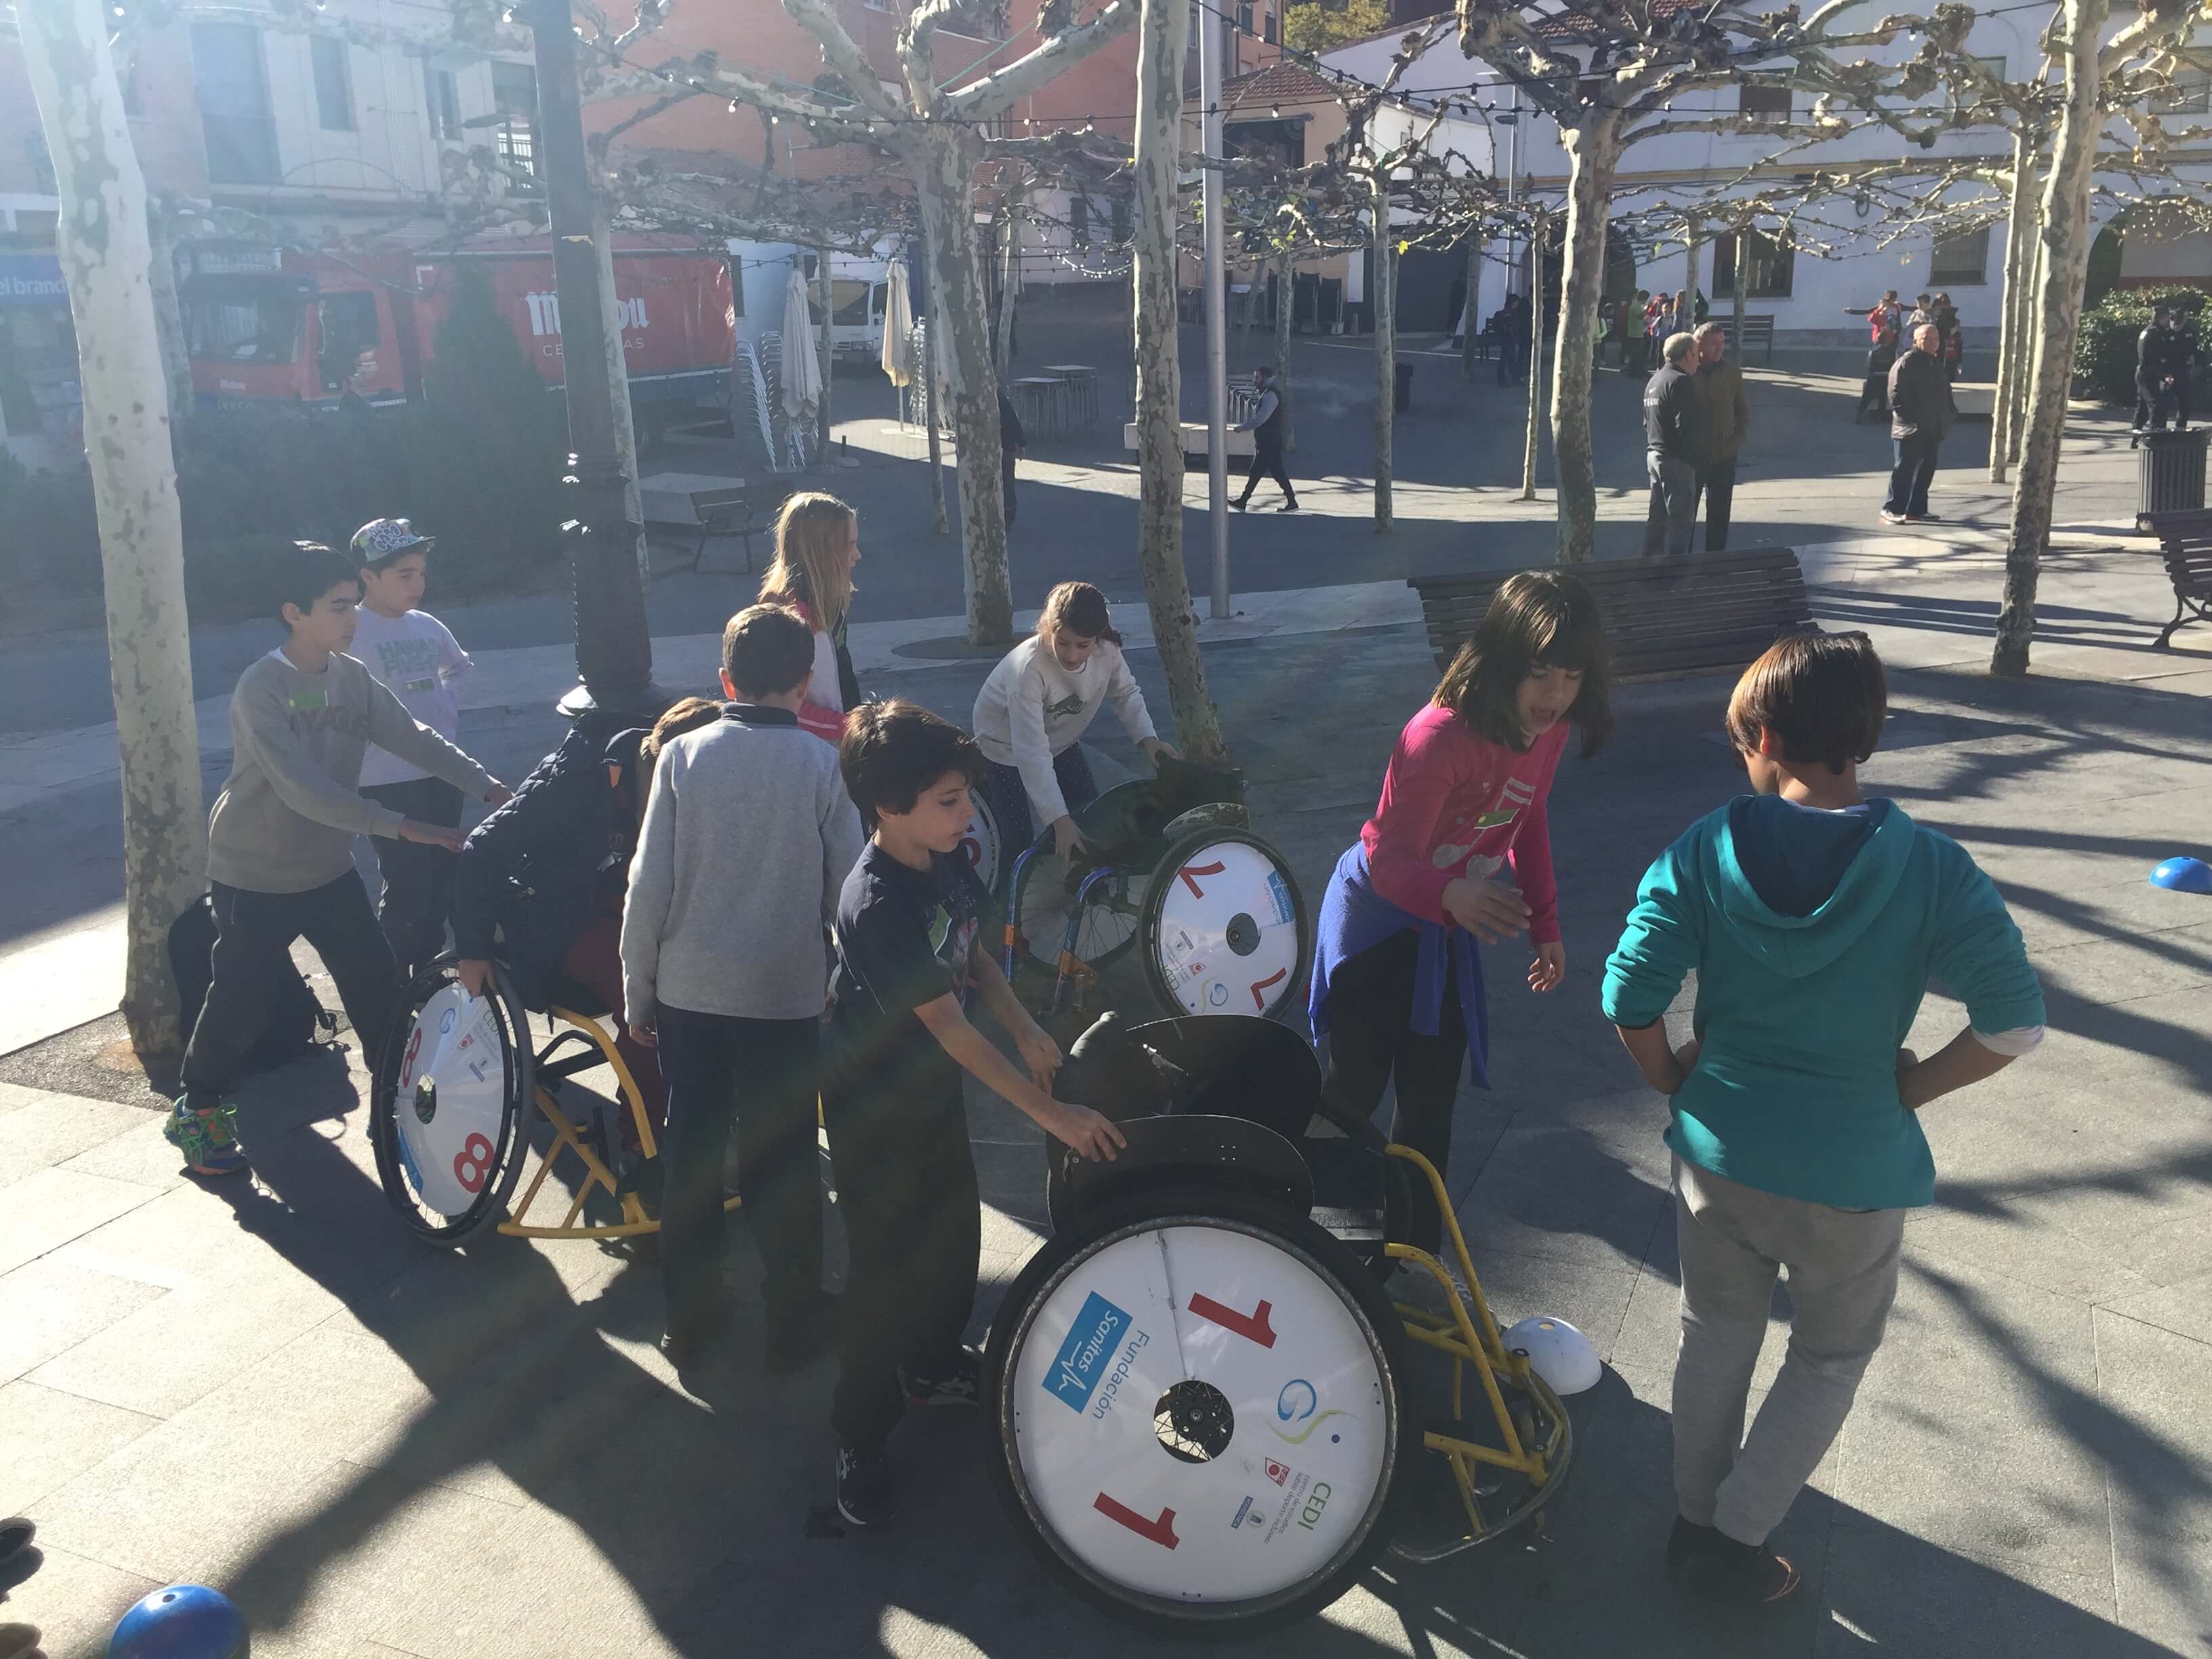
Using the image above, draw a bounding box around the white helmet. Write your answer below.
[1502,1315,1603,1395]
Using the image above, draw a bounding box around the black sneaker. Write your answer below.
[1231,497,1249,512]
[901,1345,983,1408]
[1679,1528,1800,1605]
[658,1319,731,1374]
[1665,1515,1721,1580]
[1279,500,1299,512]
[835,1445,896,1528]
[763,1290,840,1377]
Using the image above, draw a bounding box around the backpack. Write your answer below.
[166,894,338,1073]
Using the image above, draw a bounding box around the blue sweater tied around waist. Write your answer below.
[1309,843,1492,1088]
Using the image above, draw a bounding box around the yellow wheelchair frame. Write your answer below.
[493,1000,741,1243]
[1380,1145,1574,1558]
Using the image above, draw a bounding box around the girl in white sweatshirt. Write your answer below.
[972,582,1177,870]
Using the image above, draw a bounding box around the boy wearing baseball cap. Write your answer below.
[350,516,475,977]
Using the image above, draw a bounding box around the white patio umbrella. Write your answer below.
[882,257,914,388]
[779,261,824,427]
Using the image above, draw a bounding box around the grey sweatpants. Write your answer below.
[1671,1155,1905,1546]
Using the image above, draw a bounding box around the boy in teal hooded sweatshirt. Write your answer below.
[1602,632,2043,1607]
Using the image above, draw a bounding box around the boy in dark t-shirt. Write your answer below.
[825,700,1124,1529]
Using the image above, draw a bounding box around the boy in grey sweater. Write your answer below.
[621,603,865,1374]
[170,542,510,1176]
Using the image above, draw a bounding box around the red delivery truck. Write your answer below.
[182,234,734,441]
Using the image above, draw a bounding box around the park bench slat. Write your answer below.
[2133,509,2212,648]
[1410,546,1815,679]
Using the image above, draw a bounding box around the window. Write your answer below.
[1930,226,1990,286]
[311,37,354,131]
[316,292,380,391]
[1713,229,1794,298]
[425,64,462,141]
[186,283,300,362]
[2156,63,2212,113]
[491,60,538,181]
[192,23,280,186]
[1264,7,1277,42]
[1738,80,1792,118]
[1069,194,1090,247]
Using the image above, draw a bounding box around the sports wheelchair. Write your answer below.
[369,958,717,1246]
[979,758,1311,1029]
[985,1014,1574,1635]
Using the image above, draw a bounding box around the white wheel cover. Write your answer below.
[958,790,1000,893]
[1153,840,1303,1016]
[392,985,510,1218]
[1008,1223,1392,1605]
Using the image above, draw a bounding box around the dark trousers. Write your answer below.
[1696,457,1738,552]
[1883,433,1940,518]
[1003,460,1018,527]
[1235,444,1297,508]
[981,749,1099,893]
[1318,929,1468,1254]
[1645,451,1698,558]
[361,777,462,979]
[653,1004,823,1345]
[180,871,398,1110]
[824,1060,980,1454]
[2136,374,2190,430]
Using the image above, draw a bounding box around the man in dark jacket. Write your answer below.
[1231,363,1298,511]
[1883,323,1955,524]
[2135,306,2190,432]
[1692,322,1750,551]
[1644,332,1706,557]
[451,714,665,1126]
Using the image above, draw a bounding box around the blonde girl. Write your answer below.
[758,492,863,744]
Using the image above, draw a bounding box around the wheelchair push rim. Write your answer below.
[1141,829,1309,1021]
[987,1187,1410,1633]
[370,960,533,1244]
[958,786,1002,896]
[1011,843,1141,979]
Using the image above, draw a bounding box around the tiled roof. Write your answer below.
[1223,59,1342,105]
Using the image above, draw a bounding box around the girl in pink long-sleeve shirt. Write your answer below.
[1310,571,1613,1258]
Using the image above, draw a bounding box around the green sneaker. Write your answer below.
[165,1097,249,1176]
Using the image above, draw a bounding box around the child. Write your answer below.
[824,699,1124,1528]
[1858,325,1898,424]
[169,541,510,1176]
[621,607,865,1374]
[758,492,864,745]
[971,581,1177,868]
[1602,632,2043,1607]
[452,694,720,1144]
[1309,571,1612,1266]
[348,517,475,979]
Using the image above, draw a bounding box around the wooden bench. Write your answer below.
[689,480,794,575]
[1708,312,1776,364]
[1409,546,1816,679]
[2133,508,2212,649]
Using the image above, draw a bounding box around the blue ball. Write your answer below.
[108,1585,249,1659]
[2150,856,2212,895]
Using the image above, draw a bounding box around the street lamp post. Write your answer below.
[531,0,663,720]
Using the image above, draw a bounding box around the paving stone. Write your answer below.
[2089,1309,2212,1651]
[2097,1270,2212,1347]
[0,1092,148,1189]
[0,1378,160,1516]
[0,1257,165,1386]
[0,1167,161,1277]
[1838,1252,2112,1581]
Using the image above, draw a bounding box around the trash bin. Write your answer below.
[1394,361,1414,413]
[2141,427,2208,516]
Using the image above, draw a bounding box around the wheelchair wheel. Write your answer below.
[1141,829,1309,1021]
[958,787,1002,895]
[370,960,534,1245]
[1012,847,1140,977]
[985,1185,1412,1635]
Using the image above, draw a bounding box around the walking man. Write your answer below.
[1694,323,1750,552]
[1231,364,1298,512]
[1644,332,1706,558]
[1881,323,1954,525]
[2135,306,2192,433]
